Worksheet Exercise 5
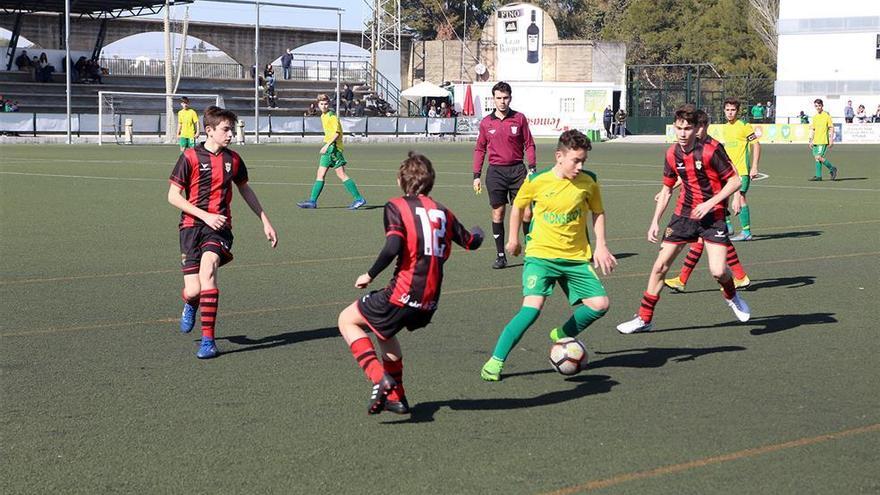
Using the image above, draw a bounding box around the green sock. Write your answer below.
[739,205,751,233]
[815,161,822,177]
[491,306,541,361]
[343,178,363,201]
[560,304,607,338]
[309,179,324,202]
[823,160,835,171]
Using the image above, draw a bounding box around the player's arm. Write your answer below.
[449,214,484,250]
[194,116,200,141]
[691,174,741,220]
[808,122,815,150]
[590,211,617,275]
[506,203,525,256]
[654,177,681,202]
[521,119,537,173]
[472,122,489,192]
[236,182,278,248]
[356,234,403,288]
[749,139,761,177]
[167,183,227,230]
[827,123,834,149]
[177,114,182,138]
[648,184,672,243]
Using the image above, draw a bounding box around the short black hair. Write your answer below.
[203,105,238,129]
[723,98,740,110]
[492,81,512,96]
[814,98,824,105]
[674,104,699,126]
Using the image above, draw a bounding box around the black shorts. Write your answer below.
[486,164,527,208]
[356,289,435,341]
[179,225,234,274]
[662,214,729,245]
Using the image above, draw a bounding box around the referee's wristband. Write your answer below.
[527,165,537,174]
[474,173,481,180]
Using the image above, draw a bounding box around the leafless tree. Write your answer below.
[748,0,779,60]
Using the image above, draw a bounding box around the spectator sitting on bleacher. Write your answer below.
[353,99,365,117]
[15,50,31,71]
[304,103,319,116]
[341,84,354,115]
[86,59,103,84]
[439,101,451,117]
[74,56,87,83]
[31,56,42,81]
[36,52,55,83]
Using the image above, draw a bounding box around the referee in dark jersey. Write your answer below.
[472,81,537,269]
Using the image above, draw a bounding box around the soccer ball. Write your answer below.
[549,337,588,376]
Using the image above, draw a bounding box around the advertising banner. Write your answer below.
[495,4,543,81]
[840,123,880,143]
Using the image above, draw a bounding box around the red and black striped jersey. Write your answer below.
[169,143,248,230]
[381,195,480,311]
[662,138,735,221]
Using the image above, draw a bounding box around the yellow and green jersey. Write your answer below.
[723,120,758,176]
[513,168,604,262]
[321,110,344,151]
[811,111,833,145]
[177,108,199,139]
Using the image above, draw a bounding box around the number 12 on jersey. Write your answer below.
[414,207,447,257]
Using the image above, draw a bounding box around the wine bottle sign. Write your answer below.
[495,4,543,81]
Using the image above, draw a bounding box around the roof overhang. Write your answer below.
[0,1,193,19]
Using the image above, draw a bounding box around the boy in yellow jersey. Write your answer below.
[721,98,761,241]
[481,130,617,381]
[297,94,367,210]
[176,97,200,151]
[808,98,839,181]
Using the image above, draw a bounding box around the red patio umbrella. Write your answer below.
[462,84,475,116]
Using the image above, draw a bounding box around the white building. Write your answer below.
[774,0,880,122]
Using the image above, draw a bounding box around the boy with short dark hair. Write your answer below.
[337,151,483,415]
[168,106,278,359]
[297,94,367,210]
[617,105,749,335]
[481,130,617,381]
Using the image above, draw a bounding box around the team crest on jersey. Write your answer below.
[225,162,231,173]
[665,227,673,239]
[489,129,496,135]
[695,160,703,170]
[511,125,518,135]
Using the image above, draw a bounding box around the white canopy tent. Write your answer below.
[400,81,450,101]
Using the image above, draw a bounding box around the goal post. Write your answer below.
[97,91,223,145]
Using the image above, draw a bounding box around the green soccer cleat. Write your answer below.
[549,327,566,343]
[480,357,504,382]
[664,276,686,292]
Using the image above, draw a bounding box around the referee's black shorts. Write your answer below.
[485,163,528,208]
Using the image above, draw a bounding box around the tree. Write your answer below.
[748,0,779,61]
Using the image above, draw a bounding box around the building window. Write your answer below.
[483,97,495,114]
[559,97,575,113]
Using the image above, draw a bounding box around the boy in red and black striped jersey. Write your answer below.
[337,152,483,415]
[617,105,750,334]
[168,106,278,359]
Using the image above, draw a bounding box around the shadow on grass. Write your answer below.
[665,275,816,294]
[384,374,617,424]
[589,345,746,368]
[653,312,837,336]
[750,230,821,241]
[614,252,638,260]
[217,326,338,354]
[829,177,868,182]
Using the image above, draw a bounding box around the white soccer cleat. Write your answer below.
[617,315,653,334]
[726,294,751,322]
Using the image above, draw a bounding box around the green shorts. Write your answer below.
[319,144,347,168]
[179,137,195,149]
[522,257,607,305]
[739,175,751,193]
[811,145,828,158]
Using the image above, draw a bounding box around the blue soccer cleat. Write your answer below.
[297,200,317,209]
[347,198,367,210]
[196,337,219,359]
[180,303,197,333]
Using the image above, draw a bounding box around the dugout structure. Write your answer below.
[626,64,774,135]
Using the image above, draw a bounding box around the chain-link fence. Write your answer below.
[626,64,774,134]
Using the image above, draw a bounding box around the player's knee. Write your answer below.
[709,267,729,280]
[584,297,609,313]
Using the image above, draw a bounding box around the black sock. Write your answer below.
[492,222,505,256]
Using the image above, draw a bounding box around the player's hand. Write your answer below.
[653,190,662,202]
[355,273,372,289]
[647,223,660,243]
[690,202,712,220]
[320,144,329,154]
[470,226,485,242]
[592,246,617,276]
[749,168,759,179]
[828,141,833,149]
[506,239,522,257]
[527,166,537,175]
[264,224,278,248]
[203,213,228,231]
[807,143,813,151]
[472,178,482,195]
